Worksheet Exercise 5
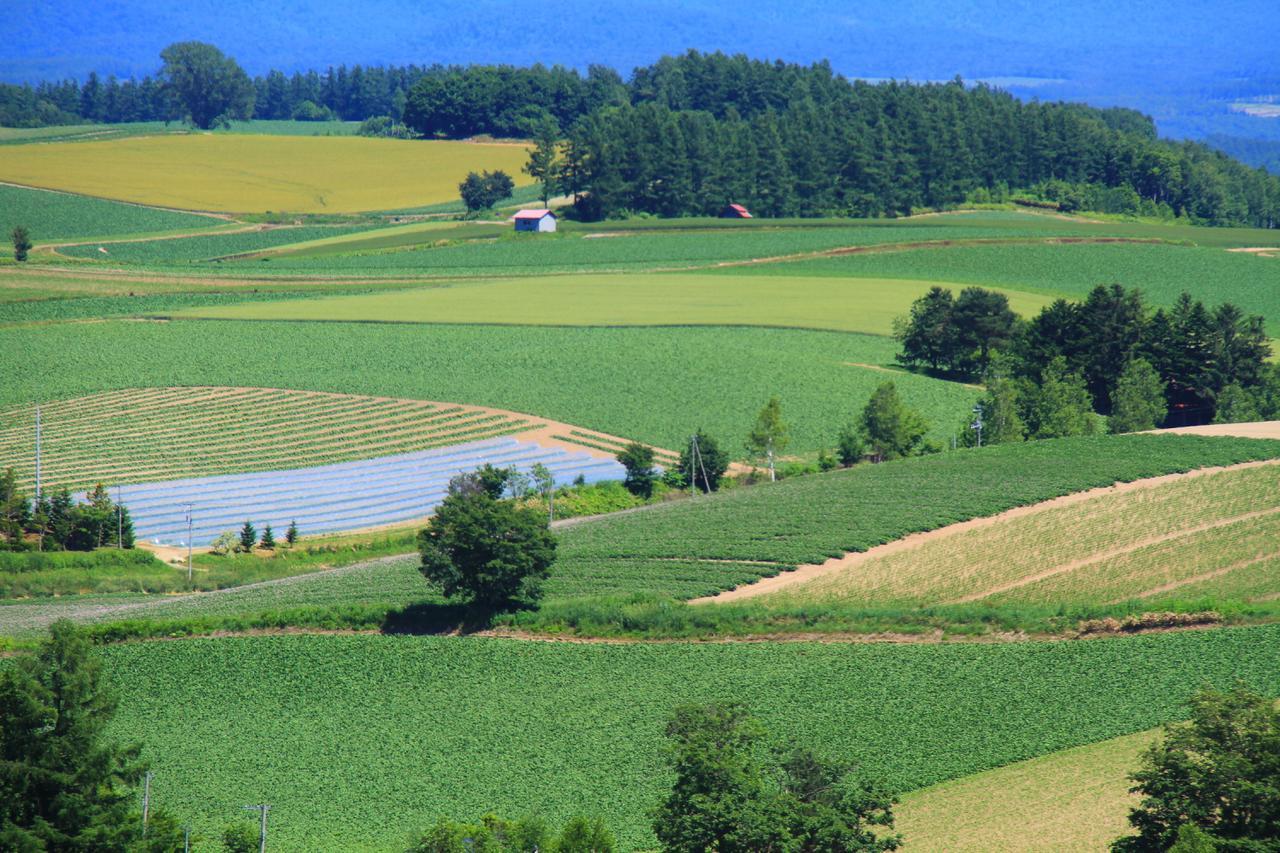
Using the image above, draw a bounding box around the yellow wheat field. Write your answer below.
[0,134,530,213]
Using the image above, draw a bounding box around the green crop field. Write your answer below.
[896,729,1154,852]
[736,241,1280,331]
[0,321,978,455]
[54,223,378,263]
[551,435,1280,598]
[8,433,1273,637]
[174,272,1057,336]
[0,134,532,213]
[771,462,1280,608]
[0,388,537,492]
[96,627,1280,849]
[0,183,222,242]
[213,219,1110,276]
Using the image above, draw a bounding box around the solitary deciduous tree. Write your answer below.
[418,470,557,612]
[746,395,789,482]
[11,225,32,262]
[158,41,255,129]
[616,442,657,499]
[861,382,928,462]
[459,170,515,212]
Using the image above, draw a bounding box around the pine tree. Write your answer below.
[522,118,561,205]
[259,524,276,550]
[0,621,184,848]
[285,519,298,545]
[238,520,257,553]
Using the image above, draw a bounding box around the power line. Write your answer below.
[243,804,271,852]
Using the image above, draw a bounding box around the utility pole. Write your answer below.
[183,826,191,853]
[244,804,271,853]
[141,770,153,836]
[971,402,985,448]
[34,404,41,501]
[184,503,193,583]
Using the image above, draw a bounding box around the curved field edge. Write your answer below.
[0,135,534,214]
[896,729,1154,852]
[0,386,662,493]
[7,432,1280,639]
[0,321,979,455]
[698,457,1280,604]
[97,626,1280,850]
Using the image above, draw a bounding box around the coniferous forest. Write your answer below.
[2,50,1277,227]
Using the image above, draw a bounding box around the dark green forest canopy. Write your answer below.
[4,51,1277,228]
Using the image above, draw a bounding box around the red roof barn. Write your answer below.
[512,209,557,232]
[719,203,752,218]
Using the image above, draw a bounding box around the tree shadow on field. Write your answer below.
[380,601,495,635]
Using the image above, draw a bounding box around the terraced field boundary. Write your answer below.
[0,387,666,493]
[699,457,1280,604]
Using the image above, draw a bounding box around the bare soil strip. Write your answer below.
[692,458,1280,604]
[1154,421,1280,440]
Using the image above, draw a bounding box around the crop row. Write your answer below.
[785,463,1280,606]
[99,626,1280,849]
[0,321,979,457]
[553,434,1280,598]
[0,183,218,242]
[0,387,534,492]
[121,438,626,546]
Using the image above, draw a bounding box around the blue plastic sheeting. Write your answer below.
[91,437,625,547]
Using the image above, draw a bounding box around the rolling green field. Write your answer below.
[0,183,223,242]
[0,134,532,213]
[0,321,978,455]
[771,462,1280,608]
[174,272,1058,335]
[207,219,1109,276]
[551,434,1280,598]
[7,432,1275,638]
[740,241,1280,331]
[99,626,1280,849]
[54,223,378,263]
[0,387,535,492]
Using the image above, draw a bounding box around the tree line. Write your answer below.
[896,284,1278,431]
[4,46,1277,227]
[1,470,135,552]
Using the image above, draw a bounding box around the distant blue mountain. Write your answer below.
[5,0,1279,140]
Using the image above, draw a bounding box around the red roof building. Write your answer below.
[719,203,752,218]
